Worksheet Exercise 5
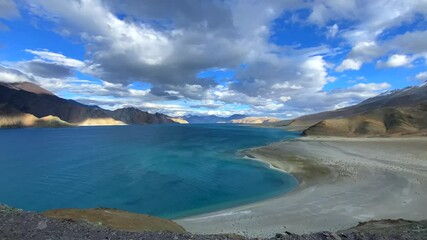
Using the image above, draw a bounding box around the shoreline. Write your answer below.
[176,136,427,237]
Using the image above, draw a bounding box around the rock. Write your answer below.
[36,221,47,230]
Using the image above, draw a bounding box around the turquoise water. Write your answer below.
[0,124,298,219]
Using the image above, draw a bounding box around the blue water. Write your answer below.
[0,124,299,219]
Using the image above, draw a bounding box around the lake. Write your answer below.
[0,124,298,219]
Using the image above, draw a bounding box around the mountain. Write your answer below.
[0,103,71,128]
[303,104,427,136]
[1,82,55,95]
[274,83,427,132]
[287,83,427,136]
[230,116,281,124]
[110,107,173,124]
[168,117,189,124]
[0,81,175,127]
[183,114,247,123]
[0,82,118,125]
[182,114,281,124]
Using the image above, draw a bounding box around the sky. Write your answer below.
[0,0,426,118]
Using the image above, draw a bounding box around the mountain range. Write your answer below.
[2,80,427,136]
[0,82,174,128]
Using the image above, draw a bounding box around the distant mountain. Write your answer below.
[183,114,247,123]
[281,83,427,136]
[110,107,173,124]
[230,116,281,124]
[0,81,175,128]
[168,117,189,124]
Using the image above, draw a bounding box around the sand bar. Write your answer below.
[176,137,427,237]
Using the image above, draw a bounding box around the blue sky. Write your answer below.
[0,0,426,118]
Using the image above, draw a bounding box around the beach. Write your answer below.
[176,137,427,237]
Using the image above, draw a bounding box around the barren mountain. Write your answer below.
[110,107,174,124]
[0,81,174,127]
[303,103,427,136]
[275,83,427,136]
[231,117,281,124]
[0,103,71,128]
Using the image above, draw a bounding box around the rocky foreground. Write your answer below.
[1,205,426,240]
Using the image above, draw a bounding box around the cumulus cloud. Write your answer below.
[388,31,427,58]
[377,54,412,68]
[25,0,333,114]
[336,58,363,71]
[308,0,358,25]
[337,30,427,71]
[27,0,248,99]
[329,1,427,71]
[4,0,424,118]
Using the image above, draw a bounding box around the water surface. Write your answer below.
[0,124,298,218]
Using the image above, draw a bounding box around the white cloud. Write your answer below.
[308,0,357,25]
[415,71,427,81]
[279,96,291,102]
[345,82,391,92]
[0,65,34,83]
[272,82,302,90]
[349,41,382,60]
[336,58,363,72]
[327,24,339,38]
[377,54,412,68]
[25,49,84,68]
[4,0,424,118]
[321,1,427,71]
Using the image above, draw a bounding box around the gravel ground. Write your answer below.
[1,205,425,240]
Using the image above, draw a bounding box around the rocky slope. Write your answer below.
[110,107,174,124]
[0,104,71,128]
[169,117,189,124]
[0,81,175,127]
[0,205,424,239]
[303,104,427,136]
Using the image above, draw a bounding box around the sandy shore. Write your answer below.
[175,137,427,237]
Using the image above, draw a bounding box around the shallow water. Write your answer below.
[0,124,298,218]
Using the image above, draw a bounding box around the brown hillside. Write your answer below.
[303,104,427,136]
